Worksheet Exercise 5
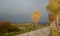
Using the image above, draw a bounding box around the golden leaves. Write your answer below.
[47,0,60,13]
[31,10,41,23]
[48,12,56,23]
[46,0,60,22]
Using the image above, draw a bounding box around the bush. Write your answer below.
[0,21,20,33]
[8,26,20,32]
[0,21,11,33]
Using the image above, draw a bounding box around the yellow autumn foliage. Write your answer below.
[47,0,60,14]
[31,10,41,23]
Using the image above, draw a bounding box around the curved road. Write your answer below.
[15,26,50,36]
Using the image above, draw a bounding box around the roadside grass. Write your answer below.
[58,32,60,36]
[0,24,46,36]
[51,29,60,36]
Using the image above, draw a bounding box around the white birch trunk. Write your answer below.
[57,14,59,26]
[56,14,59,36]
[35,22,37,29]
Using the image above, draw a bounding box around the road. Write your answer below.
[15,26,50,36]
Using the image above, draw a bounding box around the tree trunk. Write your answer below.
[34,22,37,30]
[56,14,59,36]
[35,23,37,29]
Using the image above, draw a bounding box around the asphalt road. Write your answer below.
[15,26,50,36]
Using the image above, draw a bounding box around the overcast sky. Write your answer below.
[0,0,48,23]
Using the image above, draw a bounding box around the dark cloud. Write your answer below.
[0,0,48,23]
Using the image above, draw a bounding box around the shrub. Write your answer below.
[0,21,11,33]
[0,21,20,33]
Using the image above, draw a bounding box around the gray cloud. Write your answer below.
[0,0,48,23]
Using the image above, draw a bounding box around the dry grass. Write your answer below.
[50,28,60,36]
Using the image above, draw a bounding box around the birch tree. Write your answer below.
[31,10,41,29]
[46,0,60,36]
